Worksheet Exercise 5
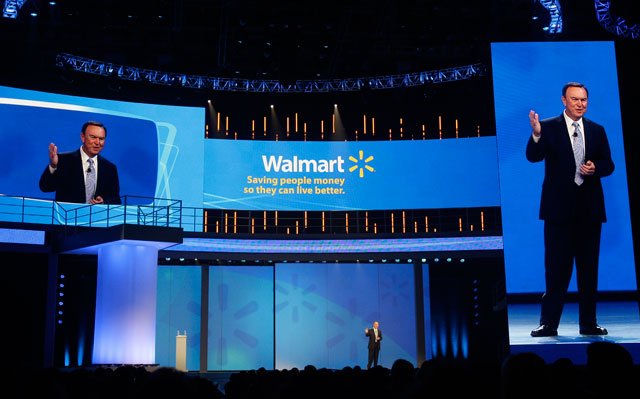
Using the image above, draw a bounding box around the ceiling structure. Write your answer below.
[0,1,638,99]
[3,1,633,81]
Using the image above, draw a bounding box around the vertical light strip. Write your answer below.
[345,213,349,234]
[391,212,395,233]
[402,211,406,233]
[363,114,367,135]
[365,211,369,232]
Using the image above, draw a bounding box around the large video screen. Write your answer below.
[0,86,204,207]
[492,41,635,293]
[204,138,500,210]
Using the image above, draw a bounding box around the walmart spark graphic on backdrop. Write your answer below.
[242,151,375,196]
[348,150,375,178]
[261,151,375,177]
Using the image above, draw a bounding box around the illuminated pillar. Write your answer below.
[92,243,158,365]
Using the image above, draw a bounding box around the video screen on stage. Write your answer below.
[492,41,635,293]
[204,138,499,210]
[0,86,204,207]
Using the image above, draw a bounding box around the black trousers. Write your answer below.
[367,344,380,368]
[540,218,602,329]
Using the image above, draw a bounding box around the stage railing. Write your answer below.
[0,194,500,235]
[0,195,198,230]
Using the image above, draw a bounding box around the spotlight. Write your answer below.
[446,258,452,262]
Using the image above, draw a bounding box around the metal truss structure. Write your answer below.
[55,52,486,93]
[2,0,25,18]
[537,0,563,34]
[594,0,639,40]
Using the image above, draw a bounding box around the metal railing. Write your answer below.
[0,194,501,236]
[0,194,191,230]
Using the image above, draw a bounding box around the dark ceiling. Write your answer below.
[4,0,634,82]
[0,0,638,101]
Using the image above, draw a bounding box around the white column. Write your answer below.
[92,243,158,364]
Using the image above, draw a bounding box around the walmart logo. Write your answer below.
[348,150,375,178]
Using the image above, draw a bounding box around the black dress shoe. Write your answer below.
[579,325,608,335]
[530,325,558,337]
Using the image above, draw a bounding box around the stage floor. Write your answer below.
[507,300,640,364]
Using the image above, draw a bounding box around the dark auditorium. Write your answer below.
[1,1,639,398]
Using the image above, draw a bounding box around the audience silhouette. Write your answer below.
[2,342,637,399]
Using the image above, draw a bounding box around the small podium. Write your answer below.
[176,331,187,371]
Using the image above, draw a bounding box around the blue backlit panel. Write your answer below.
[165,236,503,254]
[0,227,45,245]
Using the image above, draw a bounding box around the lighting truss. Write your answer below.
[537,0,563,34]
[594,0,639,40]
[55,53,486,93]
[2,0,26,18]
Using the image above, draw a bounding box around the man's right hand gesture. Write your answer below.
[48,142,58,168]
[529,110,541,137]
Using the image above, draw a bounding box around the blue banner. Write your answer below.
[204,138,500,210]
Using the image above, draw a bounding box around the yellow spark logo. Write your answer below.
[348,150,375,178]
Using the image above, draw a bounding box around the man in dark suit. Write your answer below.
[365,321,382,368]
[526,82,614,337]
[39,121,121,204]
